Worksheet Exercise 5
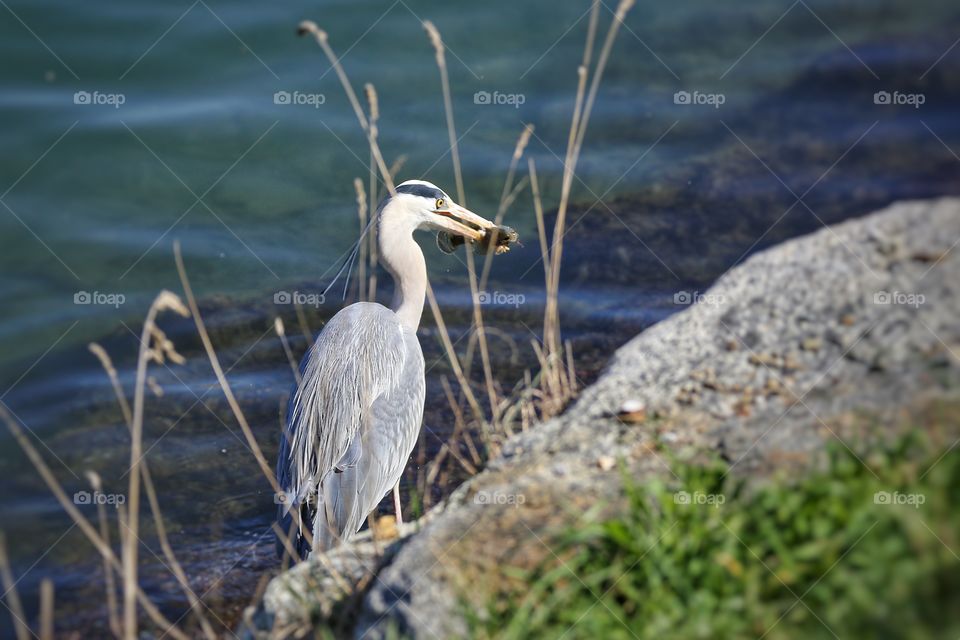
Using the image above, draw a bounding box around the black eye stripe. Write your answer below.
[396,183,447,200]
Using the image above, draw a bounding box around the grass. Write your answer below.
[471,434,960,639]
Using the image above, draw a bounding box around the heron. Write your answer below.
[276,179,514,558]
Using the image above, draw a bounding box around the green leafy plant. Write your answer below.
[474,435,960,639]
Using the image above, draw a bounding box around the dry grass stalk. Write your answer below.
[354,177,368,301]
[272,522,300,571]
[439,376,482,467]
[422,20,465,203]
[175,242,324,557]
[424,282,484,422]
[39,578,53,640]
[293,302,314,348]
[0,532,30,640]
[174,243,281,496]
[125,290,190,639]
[421,20,501,429]
[298,21,395,195]
[274,318,302,384]
[527,158,551,281]
[365,83,381,302]
[0,406,188,639]
[86,470,121,637]
[89,345,216,638]
[541,0,634,420]
[478,124,534,292]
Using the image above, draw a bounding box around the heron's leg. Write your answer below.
[392,483,403,526]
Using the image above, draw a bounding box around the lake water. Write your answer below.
[1,0,959,634]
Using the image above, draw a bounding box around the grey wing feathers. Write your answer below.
[314,333,425,549]
[279,302,415,554]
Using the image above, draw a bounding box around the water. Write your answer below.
[1,0,959,634]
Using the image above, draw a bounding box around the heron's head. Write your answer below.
[386,179,497,242]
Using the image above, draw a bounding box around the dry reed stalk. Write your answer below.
[138,468,217,639]
[565,339,578,394]
[86,471,121,637]
[527,158,551,281]
[271,522,299,570]
[477,173,530,295]
[542,0,634,417]
[354,177,368,301]
[298,21,395,195]
[274,318,302,385]
[422,21,464,203]
[239,573,273,638]
[572,0,635,162]
[529,339,562,417]
[422,20,501,429]
[522,370,534,431]
[125,290,190,639]
[174,243,280,496]
[0,407,189,639]
[88,345,216,639]
[39,578,53,640]
[293,302,314,348]
[424,282,484,422]
[365,83,380,302]
[0,532,30,640]
[387,155,407,181]
[463,247,500,425]
[175,243,322,555]
[89,344,132,425]
[478,124,534,291]
[439,376,481,466]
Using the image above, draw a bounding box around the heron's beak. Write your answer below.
[431,202,497,242]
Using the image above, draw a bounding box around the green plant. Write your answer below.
[475,436,960,639]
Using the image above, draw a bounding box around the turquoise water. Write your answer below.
[1,0,959,634]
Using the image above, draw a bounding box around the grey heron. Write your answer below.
[276,179,512,557]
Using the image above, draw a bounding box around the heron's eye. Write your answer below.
[435,198,445,210]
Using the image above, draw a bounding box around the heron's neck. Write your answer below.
[378,212,426,331]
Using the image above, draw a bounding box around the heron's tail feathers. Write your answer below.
[312,468,364,553]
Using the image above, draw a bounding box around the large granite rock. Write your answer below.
[249,197,960,638]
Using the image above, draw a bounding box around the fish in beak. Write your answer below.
[433,202,519,255]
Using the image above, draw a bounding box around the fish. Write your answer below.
[437,224,519,255]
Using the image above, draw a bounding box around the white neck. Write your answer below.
[377,202,426,331]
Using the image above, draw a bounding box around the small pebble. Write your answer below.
[616,399,646,423]
[597,455,616,471]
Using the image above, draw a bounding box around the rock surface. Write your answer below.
[248,197,960,638]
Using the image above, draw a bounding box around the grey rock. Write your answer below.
[250,197,960,639]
